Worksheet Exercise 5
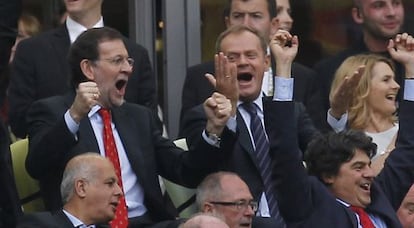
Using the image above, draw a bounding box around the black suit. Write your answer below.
[263,97,414,227]
[179,60,326,135]
[26,92,234,227]
[9,25,157,138]
[181,100,318,225]
[0,0,23,227]
[17,210,109,228]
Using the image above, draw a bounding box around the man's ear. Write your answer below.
[202,202,214,213]
[74,178,88,198]
[225,16,231,29]
[351,7,363,24]
[270,17,280,36]
[322,173,335,185]
[80,59,96,81]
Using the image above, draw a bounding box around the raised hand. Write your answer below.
[269,29,298,77]
[329,65,365,119]
[69,81,101,123]
[388,33,414,77]
[204,92,233,135]
[205,52,238,116]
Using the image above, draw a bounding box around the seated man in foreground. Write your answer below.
[18,153,122,227]
[196,171,282,228]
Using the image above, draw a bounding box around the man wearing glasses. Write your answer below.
[26,27,235,228]
[196,171,279,228]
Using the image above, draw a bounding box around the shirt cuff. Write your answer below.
[226,115,237,133]
[273,76,293,101]
[327,109,348,132]
[64,110,80,137]
[404,79,414,101]
[202,130,220,148]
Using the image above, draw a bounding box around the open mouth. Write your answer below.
[386,94,396,101]
[238,72,253,81]
[360,183,370,191]
[110,201,119,210]
[115,79,127,90]
[240,222,251,227]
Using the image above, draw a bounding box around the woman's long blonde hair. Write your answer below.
[330,54,397,130]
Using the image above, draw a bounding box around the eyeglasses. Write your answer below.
[98,56,134,68]
[209,200,258,212]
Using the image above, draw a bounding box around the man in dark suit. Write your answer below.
[180,0,326,134]
[0,0,23,227]
[26,27,234,228]
[8,0,158,138]
[182,24,319,227]
[18,153,122,228]
[264,33,414,227]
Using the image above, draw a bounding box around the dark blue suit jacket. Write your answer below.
[263,98,414,227]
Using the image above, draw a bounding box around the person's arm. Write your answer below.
[377,33,414,209]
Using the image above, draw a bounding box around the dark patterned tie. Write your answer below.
[99,109,129,228]
[242,102,285,226]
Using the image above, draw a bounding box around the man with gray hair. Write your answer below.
[196,171,279,228]
[17,153,122,227]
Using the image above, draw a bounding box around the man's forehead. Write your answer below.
[221,32,263,52]
[98,39,127,55]
[230,0,268,13]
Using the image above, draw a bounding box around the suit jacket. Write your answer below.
[25,92,234,227]
[8,25,157,138]
[263,98,414,227]
[180,100,318,208]
[17,210,109,228]
[0,119,22,228]
[0,0,20,75]
[179,60,327,136]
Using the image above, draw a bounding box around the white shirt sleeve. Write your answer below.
[273,76,294,101]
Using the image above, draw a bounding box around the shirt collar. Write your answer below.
[62,209,96,228]
[237,92,265,113]
[89,105,103,118]
[336,198,351,207]
[66,16,104,43]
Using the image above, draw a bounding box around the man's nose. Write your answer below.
[242,15,252,27]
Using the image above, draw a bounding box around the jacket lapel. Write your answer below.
[236,110,258,167]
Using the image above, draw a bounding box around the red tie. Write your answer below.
[99,109,129,228]
[350,206,375,228]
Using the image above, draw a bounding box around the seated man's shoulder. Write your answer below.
[17,211,58,228]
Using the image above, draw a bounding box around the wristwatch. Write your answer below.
[206,131,221,147]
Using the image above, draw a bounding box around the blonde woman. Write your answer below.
[330,53,399,174]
